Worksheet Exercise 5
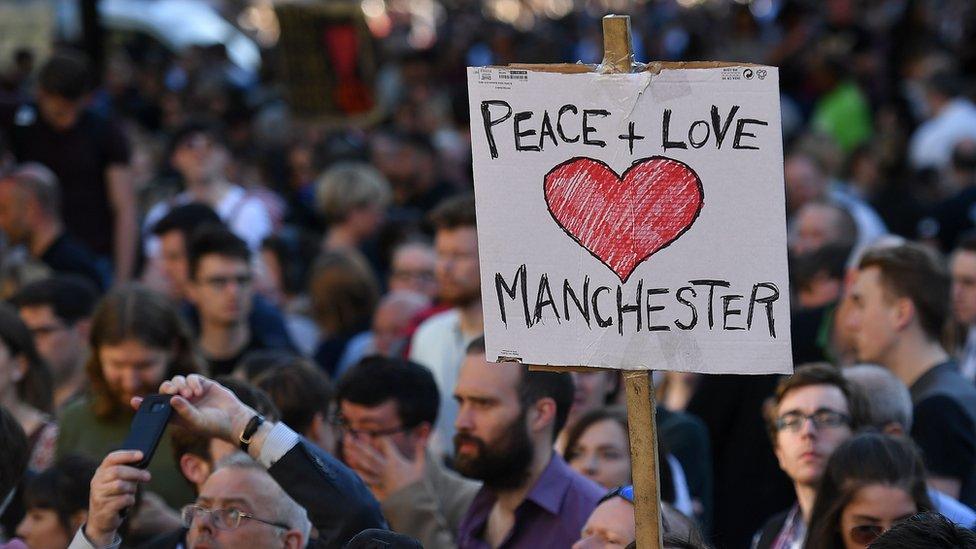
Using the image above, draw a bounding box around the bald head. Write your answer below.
[372,290,430,356]
[191,454,312,548]
[6,163,61,216]
[791,200,858,254]
[785,153,828,214]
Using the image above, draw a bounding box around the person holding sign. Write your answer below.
[454,337,603,548]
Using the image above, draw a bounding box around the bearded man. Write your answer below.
[452,337,604,549]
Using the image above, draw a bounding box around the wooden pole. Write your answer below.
[599,14,663,549]
[624,370,663,549]
[600,14,633,74]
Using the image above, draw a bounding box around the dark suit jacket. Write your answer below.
[270,440,386,547]
[138,440,386,549]
[752,509,790,549]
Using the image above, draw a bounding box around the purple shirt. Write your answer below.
[457,452,604,549]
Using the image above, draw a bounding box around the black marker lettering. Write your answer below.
[538,111,558,150]
[674,286,698,330]
[691,279,732,329]
[688,120,710,149]
[662,109,687,151]
[582,109,610,147]
[646,288,671,331]
[616,280,643,336]
[722,295,745,330]
[592,286,613,328]
[557,105,580,143]
[481,100,512,159]
[533,274,560,323]
[563,276,591,327]
[711,105,739,149]
[733,118,769,150]
[618,121,645,155]
[514,111,540,152]
[748,282,780,337]
[495,264,531,328]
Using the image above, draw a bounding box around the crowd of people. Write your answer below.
[0,0,975,548]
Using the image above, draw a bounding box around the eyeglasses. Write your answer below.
[775,409,851,433]
[391,269,435,282]
[199,274,252,291]
[27,323,68,337]
[331,415,415,440]
[181,504,289,531]
[177,134,213,151]
[599,485,635,505]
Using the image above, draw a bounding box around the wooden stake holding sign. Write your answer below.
[468,14,792,549]
[600,15,663,549]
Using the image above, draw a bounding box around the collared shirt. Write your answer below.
[456,452,603,549]
[959,327,976,383]
[769,504,805,549]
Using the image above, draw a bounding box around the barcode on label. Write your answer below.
[499,71,528,80]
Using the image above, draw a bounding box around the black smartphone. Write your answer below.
[120,394,173,469]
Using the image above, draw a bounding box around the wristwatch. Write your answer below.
[239,414,265,453]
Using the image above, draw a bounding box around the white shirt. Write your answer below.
[828,182,888,251]
[909,99,976,171]
[959,326,976,383]
[143,186,273,255]
[409,309,479,456]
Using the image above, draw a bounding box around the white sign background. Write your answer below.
[468,66,792,374]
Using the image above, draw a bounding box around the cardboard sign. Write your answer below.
[468,65,792,374]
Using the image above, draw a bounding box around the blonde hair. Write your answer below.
[314,162,391,222]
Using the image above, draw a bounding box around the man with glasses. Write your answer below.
[148,205,295,362]
[178,454,310,549]
[752,363,869,549]
[12,275,98,410]
[388,241,438,301]
[335,356,479,548]
[187,227,292,376]
[68,374,385,548]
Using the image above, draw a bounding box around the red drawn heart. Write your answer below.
[544,156,704,283]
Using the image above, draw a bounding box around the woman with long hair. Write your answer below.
[805,433,932,549]
[562,406,705,528]
[55,285,203,509]
[0,302,56,471]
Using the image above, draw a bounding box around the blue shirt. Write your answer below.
[457,453,604,549]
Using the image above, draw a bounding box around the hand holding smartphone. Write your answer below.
[121,394,173,469]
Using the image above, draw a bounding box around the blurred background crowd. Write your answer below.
[0,0,975,548]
